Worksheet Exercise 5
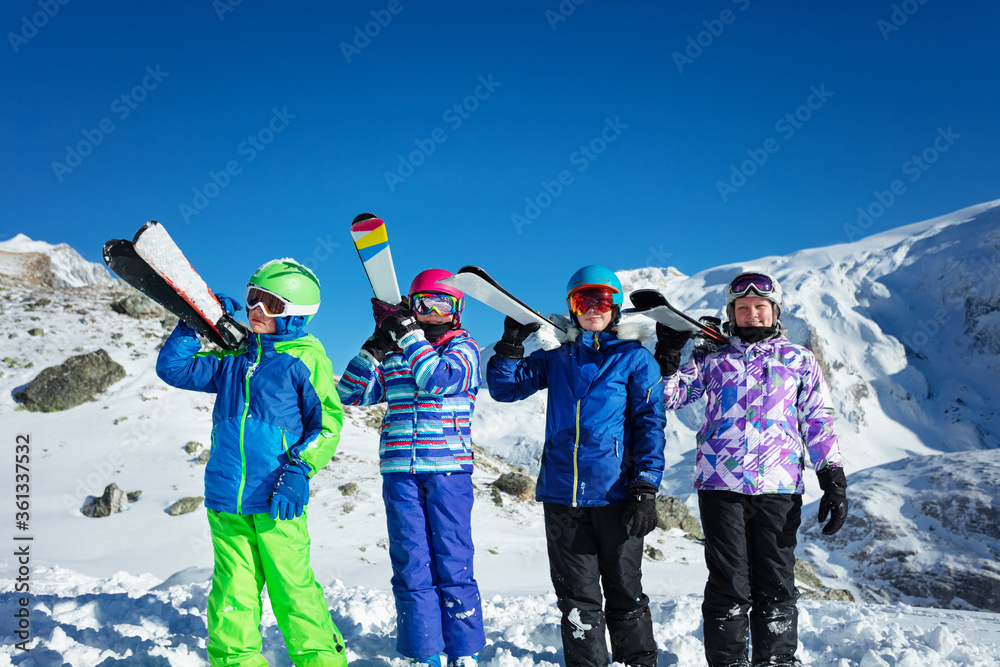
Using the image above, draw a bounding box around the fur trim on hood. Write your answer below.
[561,317,653,350]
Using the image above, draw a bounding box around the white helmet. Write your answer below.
[725,271,783,325]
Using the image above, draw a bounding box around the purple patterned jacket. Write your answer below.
[664,334,843,495]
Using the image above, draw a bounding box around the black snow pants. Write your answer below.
[698,490,802,667]
[543,502,657,667]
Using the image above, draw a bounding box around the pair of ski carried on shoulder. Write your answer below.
[103,221,249,350]
[102,215,726,353]
[349,214,727,345]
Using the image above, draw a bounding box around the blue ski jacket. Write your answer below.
[156,324,343,515]
[337,327,480,475]
[487,328,666,507]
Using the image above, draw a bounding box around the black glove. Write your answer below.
[371,297,408,327]
[817,466,848,535]
[379,309,420,344]
[693,316,723,355]
[624,482,658,538]
[653,323,692,376]
[361,326,394,362]
[494,316,541,359]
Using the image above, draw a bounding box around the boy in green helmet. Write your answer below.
[157,258,348,666]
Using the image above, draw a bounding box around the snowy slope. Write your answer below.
[2,203,1000,664]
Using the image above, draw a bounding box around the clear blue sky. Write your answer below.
[2,0,997,372]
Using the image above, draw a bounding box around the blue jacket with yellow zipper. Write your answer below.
[156,324,343,515]
[487,328,665,507]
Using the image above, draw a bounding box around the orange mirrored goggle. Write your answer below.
[569,287,616,315]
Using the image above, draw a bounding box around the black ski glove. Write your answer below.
[693,316,723,355]
[494,316,541,359]
[371,297,408,327]
[380,309,420,344]
[624,482,659,538]
[653,323,692,376]
[817,466,848,535]
[361,326,394,363]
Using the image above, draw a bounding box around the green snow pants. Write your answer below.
[206,509,348,666]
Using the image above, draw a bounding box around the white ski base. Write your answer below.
[133,222,224,325]
[438,272,565,334]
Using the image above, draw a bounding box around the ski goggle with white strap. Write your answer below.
[245,286,318,317]
[409,292,459,316]
[727,273,775,299]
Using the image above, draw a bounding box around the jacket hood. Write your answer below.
[244,327,310,354]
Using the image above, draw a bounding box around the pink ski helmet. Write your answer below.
[408,269,465,325]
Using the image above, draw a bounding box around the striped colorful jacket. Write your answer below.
[156,324,343,515]
[664,334,843,495]
[336,327,480,474]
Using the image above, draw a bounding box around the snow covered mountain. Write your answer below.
[0,233,119,288]
[476,199,1000,611]
[1,202,999,665]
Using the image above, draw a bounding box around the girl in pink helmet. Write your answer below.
[337,269,485,667]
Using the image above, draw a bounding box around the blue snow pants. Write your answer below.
[382,471,486,660]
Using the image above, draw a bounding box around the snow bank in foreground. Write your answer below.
[2,567,999,666]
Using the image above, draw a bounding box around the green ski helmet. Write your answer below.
[246,258,321,323]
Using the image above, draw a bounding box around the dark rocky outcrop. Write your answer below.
[795,559,854,602]
[805,452,1000,612]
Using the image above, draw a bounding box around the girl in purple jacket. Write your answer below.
[654,271,848,667]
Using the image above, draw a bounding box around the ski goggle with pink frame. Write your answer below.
[245,286,319,317]
[726,273,776,300]
[409,292,460,316]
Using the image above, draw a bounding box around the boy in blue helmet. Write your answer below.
[337,268,485,667]
[487,265,666,667]
[156,259,347,666]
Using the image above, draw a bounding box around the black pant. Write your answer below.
[698,491,802,667]
[543,503,656,667]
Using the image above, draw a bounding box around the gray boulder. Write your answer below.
[18,349,126,412]
[81,483,131,518]
[167,497,204,516]
[491,472,535,500]
[112,293,165,319]
[655,495,704,540]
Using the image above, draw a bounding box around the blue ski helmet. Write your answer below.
[566,265,623,327]
[566,265,623,304]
